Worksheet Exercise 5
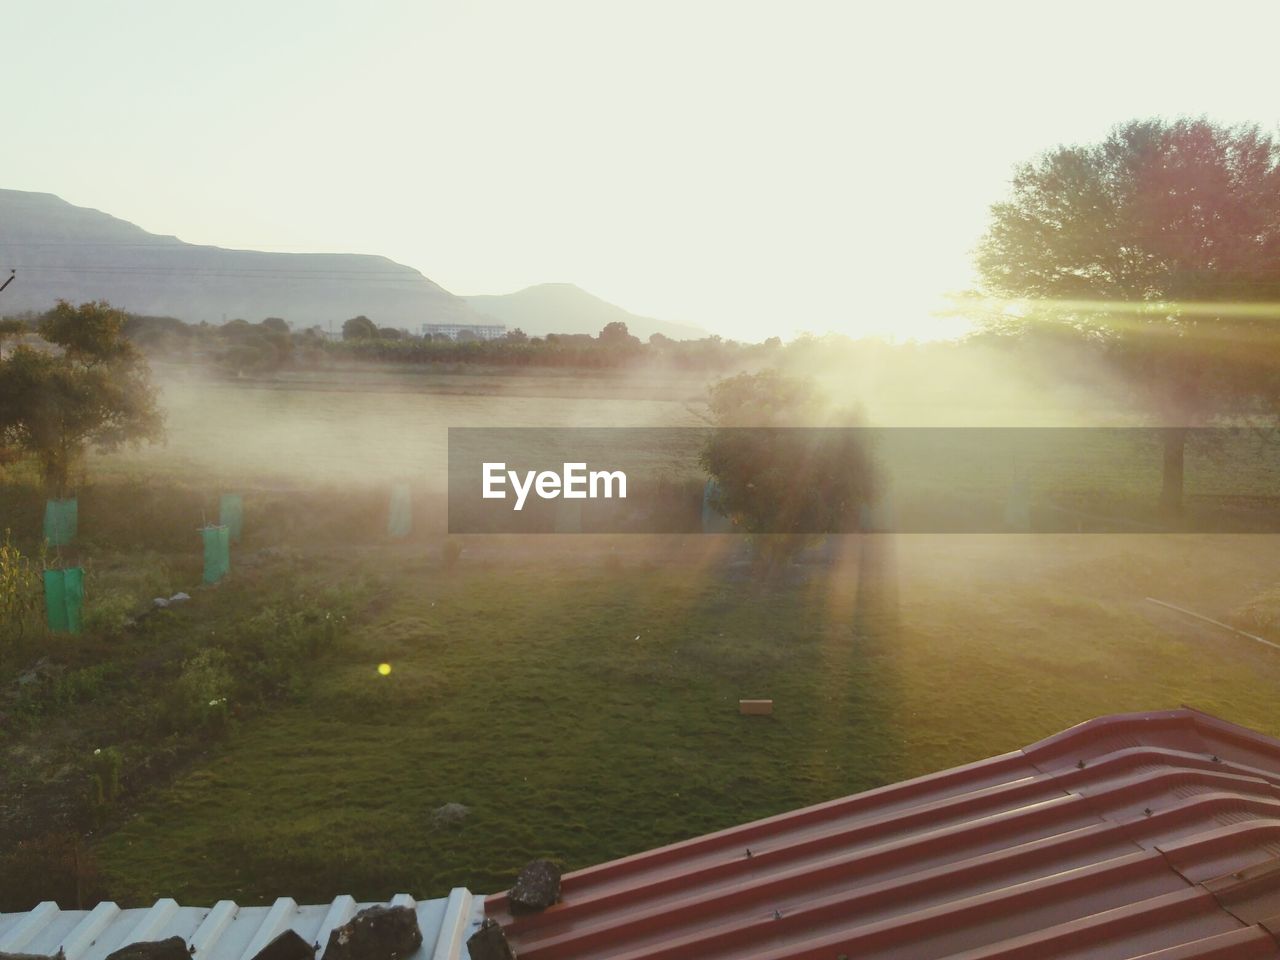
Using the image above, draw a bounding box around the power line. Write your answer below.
[6,265,429,282]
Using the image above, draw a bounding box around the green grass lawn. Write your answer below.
[91,533,1280,906]
[7,370,1280,908]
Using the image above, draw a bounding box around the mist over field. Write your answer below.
[94,337,1144,491]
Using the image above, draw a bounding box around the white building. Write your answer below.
[421,322,506,341]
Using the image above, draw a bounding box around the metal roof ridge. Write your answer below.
[0,892,485,960]
[601,852,1190,960]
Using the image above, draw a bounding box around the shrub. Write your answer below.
[231,605,342,702]
[84,588,139,636]
[162,648,234,734]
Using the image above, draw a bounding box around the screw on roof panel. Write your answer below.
[745,848,753,859]
[1144,808,1153,817]
[1212,754,1221,762]
[1077,759,1086,769]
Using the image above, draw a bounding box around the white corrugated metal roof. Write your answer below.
[0,891,485,960]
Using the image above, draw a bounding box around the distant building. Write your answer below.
[421,322,506,341]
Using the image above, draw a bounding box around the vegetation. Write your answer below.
[0,300,163,494]
[342,315,378,341]
[0,307,782,373]
[0,475,369,909]
[84,535,1280,906]
[0,530,45,656]
[701,371,876,571]
[976,118,1280,512]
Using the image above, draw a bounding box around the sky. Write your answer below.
[3,0,1280,342]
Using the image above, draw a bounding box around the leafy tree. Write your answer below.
[456,328,478,342]
[0,318,26,341]
[701,371,875,573]
[260,317,289,334]
[599,321,640,348]
[342,315,377,340]
[0,300,163,493]
[977,118,1280,512]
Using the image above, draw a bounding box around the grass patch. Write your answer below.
[92,534,1280,906]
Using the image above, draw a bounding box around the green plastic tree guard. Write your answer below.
[219,494,244,544]
[202,525,231,584]
[43,498,78,546]
[388,483,412,538]
[44,567,84,634]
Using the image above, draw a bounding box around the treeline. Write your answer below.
[1,309,790,373]
[2,302,1108,389]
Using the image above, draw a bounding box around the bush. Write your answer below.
[162,648,234,734]
[84,588,139,636]
[231,605,342,702]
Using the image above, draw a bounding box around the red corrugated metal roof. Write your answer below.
[485,708,1280,959]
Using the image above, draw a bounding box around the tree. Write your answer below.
[260,317,289,334]
[599,321,640,348]
[342,315,377,340]
[700,371,875,574]
[977,118,1280,513]
[0,301,163,493]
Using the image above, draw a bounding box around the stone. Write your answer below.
[322,905,421,960]
[430,802,470,828]
[509,858,561,913]
[103,938,191,960]
[464,920,515,960]
[248,930,314,960]
[15,658,55,686]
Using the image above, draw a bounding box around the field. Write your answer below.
[4,365,1280,909]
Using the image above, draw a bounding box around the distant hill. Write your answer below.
[464,283,707,341]
[0,189,486,330]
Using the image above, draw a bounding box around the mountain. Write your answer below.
[0,190,486,329]
[464,283,707,341]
